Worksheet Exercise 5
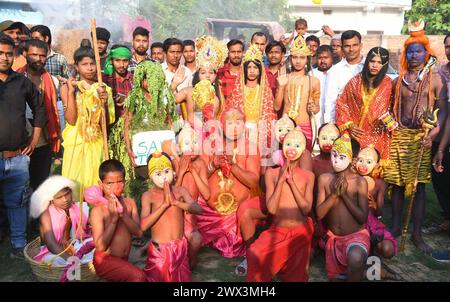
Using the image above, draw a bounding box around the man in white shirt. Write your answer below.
[161,38,193,93]
[312,45,334,128]
[323,30,365,124]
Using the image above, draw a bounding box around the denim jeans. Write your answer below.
[0,154,30,249]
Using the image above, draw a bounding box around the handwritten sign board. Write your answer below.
[132,130,176,166]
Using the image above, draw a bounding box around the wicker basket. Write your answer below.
[24,237,100,282]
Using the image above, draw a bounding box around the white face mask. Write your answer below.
[318,125,340,153]
[283,137,305,161]
[274,114,295,143]
[150,168,174,188]
[331,149,351,173]
[356,147,378,176]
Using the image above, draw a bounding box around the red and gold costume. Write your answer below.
[227,45,277,149]
[336,74,393,159]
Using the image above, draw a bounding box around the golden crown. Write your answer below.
[243,44,263,63]
[290,35,311,56]
[195,35,228,70]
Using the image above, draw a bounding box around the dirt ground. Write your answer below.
[1,185,449,282]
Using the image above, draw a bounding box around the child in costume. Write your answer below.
[30,176,94,267]
[141,151,203,282]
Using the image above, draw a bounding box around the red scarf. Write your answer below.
[17,66,61,153]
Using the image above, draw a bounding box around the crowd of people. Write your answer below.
[0,16,449,282]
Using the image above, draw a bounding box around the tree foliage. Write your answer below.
[138,0,293,41]
[403,0,450,35]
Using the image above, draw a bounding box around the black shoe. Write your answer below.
[10,247,25,260]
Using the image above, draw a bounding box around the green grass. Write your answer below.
[1,177,449,282]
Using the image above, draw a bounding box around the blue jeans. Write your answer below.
[0,154,30,249]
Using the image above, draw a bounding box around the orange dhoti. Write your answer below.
[144,237,191,282]
[325,228,371,280]
[93,250,146,282]
[196,197,246,258]
[246,218,314,282]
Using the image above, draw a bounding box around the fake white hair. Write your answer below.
[30,175,78,218]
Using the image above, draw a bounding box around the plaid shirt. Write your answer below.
[102,72,133,121]
[45,50,70,79]
[217,64,240,101]
[127,54,153,74]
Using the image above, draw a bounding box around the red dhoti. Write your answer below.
[144,237,191,282]
[298,122,313,152]
[196,197,245,258]
[93,251,146,282]
[246,218,314,282]
[325,228,371,280]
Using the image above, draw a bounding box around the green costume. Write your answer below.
[109,61,178,202]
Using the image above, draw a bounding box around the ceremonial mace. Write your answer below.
[91,19,110,160]
[399,107,439,252]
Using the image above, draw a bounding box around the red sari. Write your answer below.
[336,74,392,159]
[226,72,277,150]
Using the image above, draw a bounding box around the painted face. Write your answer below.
[356,147,378,176]
[406,43,426,67]
[100,171,125,197]
[318,124,340,153]
[150,167,174,189]
[331,149,351,173]
[274,114,295,143]
[282,129,306,161]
